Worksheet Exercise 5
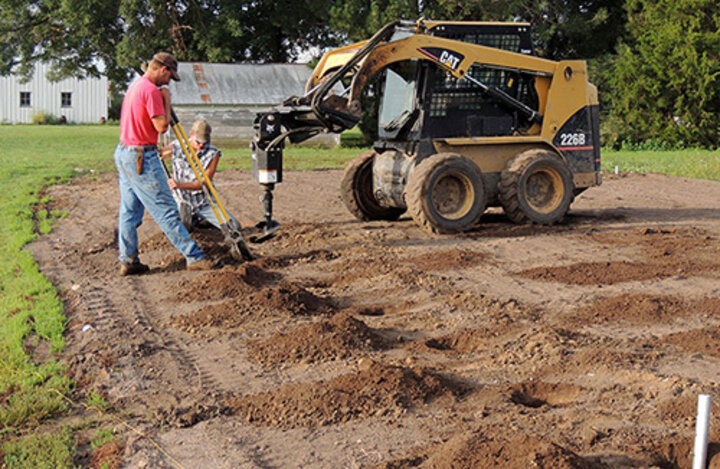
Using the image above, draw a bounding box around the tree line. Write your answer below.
[1,0,718,148]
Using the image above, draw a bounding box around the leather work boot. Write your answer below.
[119,261,150,276]
[186,258,219,271]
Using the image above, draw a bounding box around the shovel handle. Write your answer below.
[170,108,180,126]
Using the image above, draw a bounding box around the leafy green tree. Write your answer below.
[609,0,720,148]
[0,0,335,91]
[329,0,419,41]
[329,0,625,60]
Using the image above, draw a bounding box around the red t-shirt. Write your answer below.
[119,76,166,146]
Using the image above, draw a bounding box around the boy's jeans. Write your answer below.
[194,203,240,230]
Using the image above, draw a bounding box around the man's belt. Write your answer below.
[119,143,157,175]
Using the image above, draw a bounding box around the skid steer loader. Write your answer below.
[250,19,601,236]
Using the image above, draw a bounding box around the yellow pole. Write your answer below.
[170,122,231,225]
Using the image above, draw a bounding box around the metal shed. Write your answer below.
[168,62,339,145]
[0,62,108,124]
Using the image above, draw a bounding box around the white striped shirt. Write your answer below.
[170,141,221,210]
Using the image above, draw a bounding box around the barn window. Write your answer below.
[20,92,31,107]
[61,92,72,107]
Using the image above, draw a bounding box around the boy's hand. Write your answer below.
[160,144,173,159]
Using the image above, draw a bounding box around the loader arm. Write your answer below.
[257,20,580,150]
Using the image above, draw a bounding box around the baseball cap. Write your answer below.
[191,120,212,143]
[152,52,181,81]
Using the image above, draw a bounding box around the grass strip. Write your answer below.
[0,126,117,465]
[602,148,720,180]
[1,426,76,469]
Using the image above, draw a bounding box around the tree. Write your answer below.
[0,0,336,91]
[609,0,720,148]
[329,0,625,60]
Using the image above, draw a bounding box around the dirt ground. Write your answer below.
[29,168,720,468]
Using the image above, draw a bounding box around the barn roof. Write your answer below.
[169,62,312,106]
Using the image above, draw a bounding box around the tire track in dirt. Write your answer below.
[45,240,237,407]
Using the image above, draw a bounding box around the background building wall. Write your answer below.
[169,62,339,146]
[0,62,108,124]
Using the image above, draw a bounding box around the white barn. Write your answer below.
[0,62,108,124]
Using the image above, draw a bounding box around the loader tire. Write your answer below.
[340,150,404,221]
[499,149,574,225]
[405,153,486,234]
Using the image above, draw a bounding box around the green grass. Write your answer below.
[602,148,720,180]
[1,427,76,469]
[85,391,109,413]
[0,124,718,466]
[90,427,117,450]
[0,125,117,465]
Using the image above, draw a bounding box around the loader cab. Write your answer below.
[377,22,539,147]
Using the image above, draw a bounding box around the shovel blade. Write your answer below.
[220,221,255,261]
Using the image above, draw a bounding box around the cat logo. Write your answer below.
[417,47,465,72]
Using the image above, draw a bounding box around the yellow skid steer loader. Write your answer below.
[250,19,601,236]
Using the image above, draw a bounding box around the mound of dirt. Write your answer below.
[422,432,603,469]
[227,361,467,429]
[250,281,329,315]
[328,253,402,286]
[141,229,252,266]
[171,302,243,333]
[651,326,720,358]
[574,293,687,324]
[657,395,720,426]
[248,313,390,365]
[327,248,485,290]
[402,249,487,271]
[494,327,590,370]
[328,250,448,291]
[445,291,524,314]
[271,223,344,250]
[558,344,664,375]
[514,261,673,285]
[522,226,720,286]
[171,281,332,333]
[173,264,279,302]
[589,226,719,261]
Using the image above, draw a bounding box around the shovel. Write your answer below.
[168,110,254,262]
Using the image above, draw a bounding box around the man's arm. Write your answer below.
[151,88,172,133]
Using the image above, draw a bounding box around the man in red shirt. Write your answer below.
[114,52,213,275]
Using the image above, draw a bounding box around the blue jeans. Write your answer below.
[194,202,239,230]
[114,143,206,264]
